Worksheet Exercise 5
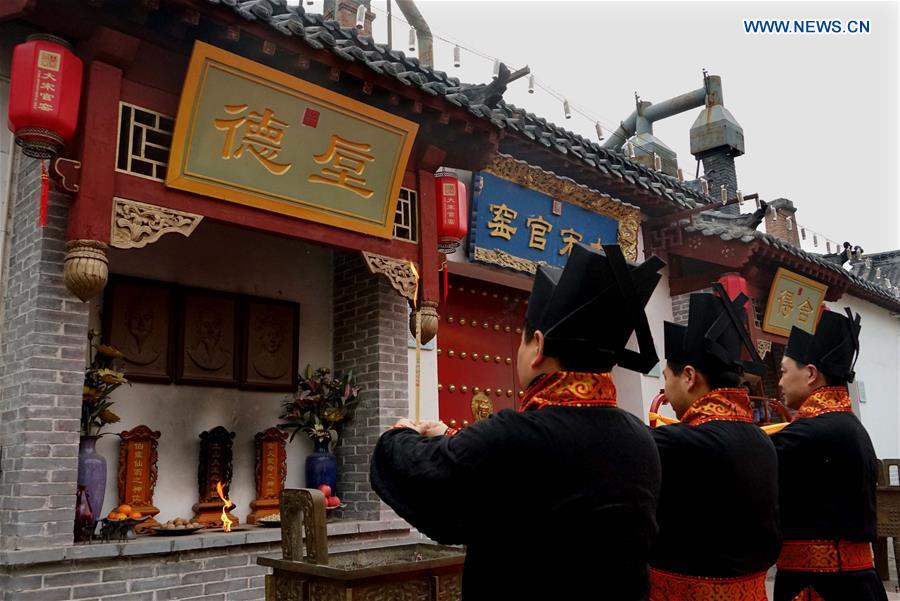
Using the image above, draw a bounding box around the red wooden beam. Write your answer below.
[113,173,417,262]
[68,60,122,243]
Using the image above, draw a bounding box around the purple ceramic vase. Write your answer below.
[77,436,106,520]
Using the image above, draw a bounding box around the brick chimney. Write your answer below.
[763,198,801,247]
[325,0,375,37]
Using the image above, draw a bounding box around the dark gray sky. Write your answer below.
[331,0,900,252]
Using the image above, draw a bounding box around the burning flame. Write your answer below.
[215,481,234,533]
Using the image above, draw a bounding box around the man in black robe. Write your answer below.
[650,285,781,600]
[370,244,665,601]
[772,309,888,601]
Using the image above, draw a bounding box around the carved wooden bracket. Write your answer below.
[110,198,203,250]
[50,157,81,193]
[361,251,418,303]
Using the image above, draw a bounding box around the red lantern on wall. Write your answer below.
[8,34,83,159]
[718,272,750,303]
[434,169,468,253]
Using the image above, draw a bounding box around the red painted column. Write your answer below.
[416,168,440,304]
[67,60,121,243]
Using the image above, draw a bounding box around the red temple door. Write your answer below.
[437,275,528,427]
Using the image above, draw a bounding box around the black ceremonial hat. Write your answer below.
[664,283,767,377]
[785,308,861,382]
[524,243,665,374]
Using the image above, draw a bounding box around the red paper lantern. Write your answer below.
[434,169,468,253]
[8,34,83,159]
[718,272,749,303]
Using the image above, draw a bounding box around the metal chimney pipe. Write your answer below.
[601,85,706,150]
[395,0,433,67]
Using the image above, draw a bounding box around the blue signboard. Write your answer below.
[469,171,620,272]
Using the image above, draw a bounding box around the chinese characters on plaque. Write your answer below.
[192,426,239,528]
[166,42,417,238]
[471,172,620,273]
[762,267,829,337]
[248,428,288,524]
[118,425,162,533]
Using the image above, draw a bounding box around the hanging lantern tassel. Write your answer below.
[408,27,416,52]
[595,121,604,141]
[563,99,571,119]
[355,4,366,29]
[528,74,535,94]
[720,185,727,204]
[440,261,449,303]
[492,59,500,79]
[453,45,461,68]
[39,160,49,227]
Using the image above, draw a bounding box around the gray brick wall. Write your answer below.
[0,543,275,601]
[332,251,409,520]
[670,292,692,325]
[671,288,716,326]
[0,151,89,550]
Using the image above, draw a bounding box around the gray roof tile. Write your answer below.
[206,0,713,210]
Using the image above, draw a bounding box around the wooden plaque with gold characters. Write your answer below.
[248,427,288,524]
[117,425,161,533]
[192,426,239,527]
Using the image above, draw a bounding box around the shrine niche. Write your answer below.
[117,425,161,533]
[248,427,288,524]
[192,426,239,527]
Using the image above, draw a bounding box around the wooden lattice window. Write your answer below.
[393,187,418,243]
[116,102,174,181]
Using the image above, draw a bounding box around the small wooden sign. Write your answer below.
[248,427,288,524]
[118,425,161,533]
[762,267,828,337]
[192,426,239,527]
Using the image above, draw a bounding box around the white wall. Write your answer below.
[88,220,333,523]
[614,229,675,422]
[840,294,900,459]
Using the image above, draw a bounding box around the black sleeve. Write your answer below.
[370,417,511,545]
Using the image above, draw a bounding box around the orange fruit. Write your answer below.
[107,511,118,520]
[116,504,132,515]
[129,511,142,519]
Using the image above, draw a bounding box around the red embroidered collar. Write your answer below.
[680,388,754,427]
[520,372,617,412]
[795,386,853,420]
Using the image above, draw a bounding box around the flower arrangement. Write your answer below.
[81,330,128,437]
[279,366,361,444]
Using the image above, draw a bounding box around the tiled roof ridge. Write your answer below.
[206,0,714,210]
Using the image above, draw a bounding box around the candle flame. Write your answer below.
[215,481,234,533]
